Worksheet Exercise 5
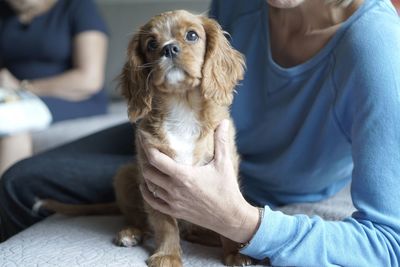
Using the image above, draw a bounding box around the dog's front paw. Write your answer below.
[223,253,254,266]
[147,253,182,267]
[114,227,142,247]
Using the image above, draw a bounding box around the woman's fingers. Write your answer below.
[143,181,170,202]
[145,180,157,193]
[138,132,184,177]
[140,184,171,215]
[0,69,20,89]
[142,165,170,190]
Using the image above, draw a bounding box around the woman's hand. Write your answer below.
[139,120,260,243]
[0,69,21,90]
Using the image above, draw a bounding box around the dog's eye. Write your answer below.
[185,31,199,42]
[147,39,158,51]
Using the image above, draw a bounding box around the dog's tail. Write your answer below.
[36,199,121,216]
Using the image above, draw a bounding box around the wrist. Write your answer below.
[20,79,35,91]
[225,200,262,244]
[238,206,264,248]
[237,204,263,244]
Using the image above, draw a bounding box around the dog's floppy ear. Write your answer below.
[200,17,245,106]
[119,30,152,122]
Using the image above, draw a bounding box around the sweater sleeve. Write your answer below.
[241,2,400,266]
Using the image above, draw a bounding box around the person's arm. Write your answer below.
[138,82,400,265]
[139,120,261,244]
[138,3,400,267]
[1,0,109,101]
[27,31,108,101]
[139,58,400,266]
[238,17,400,267]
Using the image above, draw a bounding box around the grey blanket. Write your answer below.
[0,186,355,267]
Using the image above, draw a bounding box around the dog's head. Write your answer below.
[120,10,245,122]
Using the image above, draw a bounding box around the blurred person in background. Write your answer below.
[0,0,109,174]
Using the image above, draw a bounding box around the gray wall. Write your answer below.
[96,0,211,98]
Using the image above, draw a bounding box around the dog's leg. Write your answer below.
[181,224,221,247]
[147,210,182,267]
[220,236,254,266]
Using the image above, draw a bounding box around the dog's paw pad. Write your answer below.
[114,227,142,247]
[146,254,182,267]
[224,253,254,266]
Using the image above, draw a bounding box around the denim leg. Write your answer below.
[0,122,135,242]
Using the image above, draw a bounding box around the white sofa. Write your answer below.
[0,0,357,265]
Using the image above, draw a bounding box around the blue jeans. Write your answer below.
[0,123,135,242]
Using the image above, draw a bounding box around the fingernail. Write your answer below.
[146,182,155,192]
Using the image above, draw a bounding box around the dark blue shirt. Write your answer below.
[0,0,108,122]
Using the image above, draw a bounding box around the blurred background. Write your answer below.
[3,0,398,157]
[97,0,211,100]
[29,0,211,154]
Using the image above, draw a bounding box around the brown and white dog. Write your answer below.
[43,10,252,267]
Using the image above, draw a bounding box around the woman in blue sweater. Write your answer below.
[140,0,400,265]
[2,0,400,265]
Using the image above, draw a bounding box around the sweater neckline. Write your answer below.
[262,0,374,77]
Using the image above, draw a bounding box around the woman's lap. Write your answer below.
[40,90,108,123]
[0,122,135,242]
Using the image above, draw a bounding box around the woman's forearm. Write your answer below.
[28,31,108,101]
[29,68,104,101]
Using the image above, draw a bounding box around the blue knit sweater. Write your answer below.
[210,0,400,265]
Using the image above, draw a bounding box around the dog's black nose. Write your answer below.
[163,43,180,58]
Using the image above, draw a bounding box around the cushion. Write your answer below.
[0,186,354,266]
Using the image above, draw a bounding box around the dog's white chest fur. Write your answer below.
[166,68,185,85]
[163,98,201,165]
